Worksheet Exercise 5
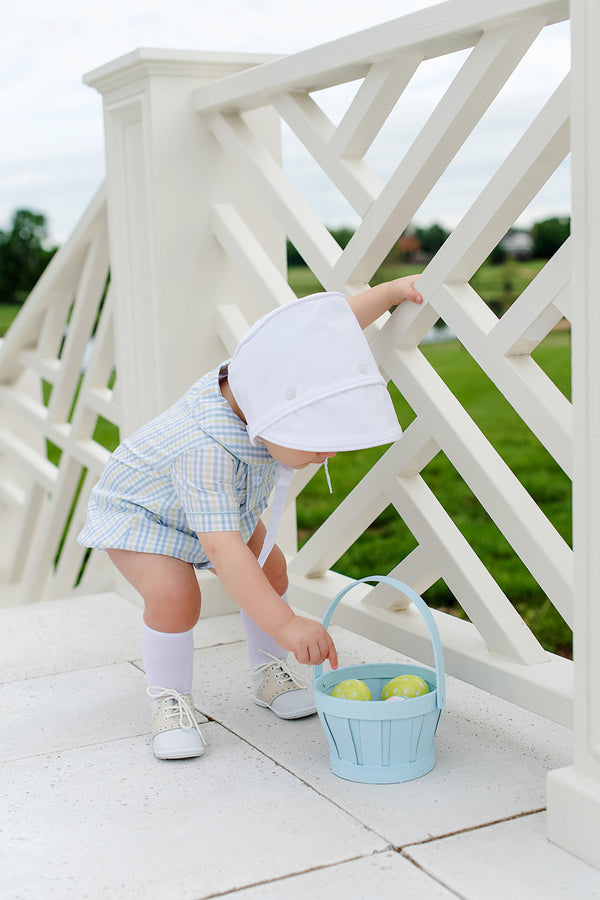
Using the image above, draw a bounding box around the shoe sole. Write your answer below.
[154,747,206,760]
[253,696,317,719]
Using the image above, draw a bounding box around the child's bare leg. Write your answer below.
[107,549,205,759]
[107,549,201,631]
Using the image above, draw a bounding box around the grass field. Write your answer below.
[287,262,572,656]
[0,259,572,655]
[295,335,572,656]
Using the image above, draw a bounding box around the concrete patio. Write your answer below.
[1,591,598,899]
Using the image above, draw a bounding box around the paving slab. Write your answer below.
[171,629,572,848]
[0,662,193,764]
[405,811,600,899]
[0,594,244,684]
[229,849,456,899]
[1,592,591,899]
[0,724,388,900]
[0,593,143,682]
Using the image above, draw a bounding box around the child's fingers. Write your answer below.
[406,275,423,304]
[326,632,338,669]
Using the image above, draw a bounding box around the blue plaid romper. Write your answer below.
[77,364,279,568]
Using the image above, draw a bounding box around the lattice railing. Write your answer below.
[195,0,572,724]
[0,185,118,603]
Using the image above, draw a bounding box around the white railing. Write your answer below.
[0,0,598,868]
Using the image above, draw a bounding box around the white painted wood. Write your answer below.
[330,54,423,159]
[86,51,286,435]
[336,18,547,282]
[46,228,109,425]
[216,304,251,358]
[547,0,600,868]
[194,0,568,114]
[209,112,351,294]
[365,546,440,609]
[212,204,296,312]
[419,76,570,288]
[272,92,381,216]
[490,239,571,355]
[290,419,439,577]
[433,282,572,474]
[382,347,573,624]
[0,184,107,385]
[0,427,57,493]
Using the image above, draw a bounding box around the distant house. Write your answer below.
[500,229,533,259]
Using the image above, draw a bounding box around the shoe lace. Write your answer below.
[146,687,207,746]
[250,651,310,689]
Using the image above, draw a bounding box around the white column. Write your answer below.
[84,49,289,613]
[84,49,284,435]
[547,0,600,868]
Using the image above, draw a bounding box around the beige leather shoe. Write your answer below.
[147,687,207,760]
[251,653,316,719]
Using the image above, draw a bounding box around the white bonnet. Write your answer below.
[227,292,402,452]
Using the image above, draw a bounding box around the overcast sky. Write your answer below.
[2,0,571,245]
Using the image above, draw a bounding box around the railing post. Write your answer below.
[83,49,292,612]
[547,0,600,867]
[84,49,283,435]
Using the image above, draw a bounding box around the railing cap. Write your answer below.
[84,47,281,96]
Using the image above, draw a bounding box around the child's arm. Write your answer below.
[347,274,423,329]
[197,529,338,668]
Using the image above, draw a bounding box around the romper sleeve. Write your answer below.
[169,444,241,533]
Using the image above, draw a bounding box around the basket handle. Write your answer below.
[314,575,446,710]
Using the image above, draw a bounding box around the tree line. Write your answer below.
[288,218,570,267]
[0,209,57,304]
[0,207,569,306]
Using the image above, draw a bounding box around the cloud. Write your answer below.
[1,1,570,242]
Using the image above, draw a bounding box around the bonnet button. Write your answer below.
[359,362,369,374]
[285,388,296,400]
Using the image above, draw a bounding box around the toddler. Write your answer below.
[78,275,422,759]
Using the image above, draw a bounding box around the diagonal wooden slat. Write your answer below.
[365,546,440,610]
[433,282,572,474]
[290,419,440,578]
[209,112,354,293]
[381,346,573,622]
[330,54,424,159]
[194,0,567,115]
[335,18,547,283]
[212,204,296,311]
[272,92,382,216]
[0,184,107,384]
[386,472,548,663]
[490,239,571,355]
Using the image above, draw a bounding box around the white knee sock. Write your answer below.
[242,593,290,668]
[141,623,194,694]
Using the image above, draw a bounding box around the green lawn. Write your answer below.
[0,303,21,336]
[1,260,573,654]
[296,335,572,656]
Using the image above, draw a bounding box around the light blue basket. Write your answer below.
[313,576,446,784]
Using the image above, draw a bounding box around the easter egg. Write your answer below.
[330,678,371,701]
[381,675,430,700]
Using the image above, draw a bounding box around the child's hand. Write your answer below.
[387,274,423,308]
[348,274,423,328]
[276,615,338,669]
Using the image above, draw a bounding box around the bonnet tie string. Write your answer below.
[324,458,333,494]
[257,464,294,568]
[257,460,333,568]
